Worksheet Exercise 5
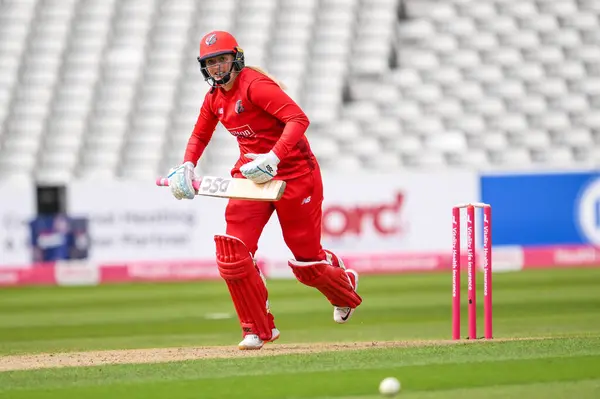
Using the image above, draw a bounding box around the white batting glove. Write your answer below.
[240,151,280,184]
[167,161,197,200]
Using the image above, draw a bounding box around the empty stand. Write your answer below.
[0,0,599,181]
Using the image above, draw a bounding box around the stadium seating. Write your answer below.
[0,0,598,182]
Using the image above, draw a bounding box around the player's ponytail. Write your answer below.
[246,66,287,90]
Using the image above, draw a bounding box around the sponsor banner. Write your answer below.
[265,246,527,278]
[491,246,525,272]
[260,170,480,260]
[67,180,227,263]
[0,264,56,286]
[0,260,222,287]
[320,171,479,252]
[2,171,478,266]
[2,246,600,287]
[521,245,600,268]
[481,170,600,246]
[100,260,221,283]
[0,171,477,266]
[37,171,479,264]
[333,252,448,274]
[54,261,100,286]
[264,254,448,279]
[0,180,36,267]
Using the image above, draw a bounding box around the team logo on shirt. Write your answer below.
[235,100,245,114]
[205,33,217,46]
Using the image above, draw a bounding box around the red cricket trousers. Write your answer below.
[225,166,326,262]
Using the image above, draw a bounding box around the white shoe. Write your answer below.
[238,328,280,350]
[333,269,359,324]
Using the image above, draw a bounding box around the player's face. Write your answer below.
[205,54,235,79]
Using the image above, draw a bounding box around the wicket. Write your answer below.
[452,202,492,340]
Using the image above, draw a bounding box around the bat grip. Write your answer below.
[155,177,201,191]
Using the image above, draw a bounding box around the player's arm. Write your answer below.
[248,78,309,160]
[240,78,309,183]
[184,98,219,165]
[168,97,218,200]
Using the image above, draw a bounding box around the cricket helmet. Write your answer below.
[198,31,245,87]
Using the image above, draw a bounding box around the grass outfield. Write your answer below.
[0,268,600,397]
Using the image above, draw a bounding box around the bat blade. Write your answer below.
[156,176,285,201]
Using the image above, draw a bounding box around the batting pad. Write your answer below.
[289,260,362,308]
[215,235,273,341]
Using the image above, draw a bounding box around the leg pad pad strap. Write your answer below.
[215,235,273,340]
[289,260,362,308]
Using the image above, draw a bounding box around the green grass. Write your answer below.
[1,268,600,398]
[1,338,600,398]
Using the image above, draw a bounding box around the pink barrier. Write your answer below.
[100,260,221,283]
[0,265,56,286]
[522,245,600,268]
[0,259,270,287]
[1,246,600,287]
[341,252,451,274]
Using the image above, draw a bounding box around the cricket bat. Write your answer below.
[156,176,286,201]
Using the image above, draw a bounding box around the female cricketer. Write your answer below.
[167,31,362,350]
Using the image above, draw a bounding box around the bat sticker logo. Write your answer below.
[200,177,231,194]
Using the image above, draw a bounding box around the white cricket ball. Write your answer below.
[379,377,401,396]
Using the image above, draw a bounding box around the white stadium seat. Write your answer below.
[0,0,599,178]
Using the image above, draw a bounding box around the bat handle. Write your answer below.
[156,177,201,191]
[155,177,169,187]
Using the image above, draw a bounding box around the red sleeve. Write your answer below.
[247,78,310,160]
[183,95,219,165]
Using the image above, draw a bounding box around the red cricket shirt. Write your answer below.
[183,67,317,180]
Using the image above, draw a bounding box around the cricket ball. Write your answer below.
[379,377,401,396]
